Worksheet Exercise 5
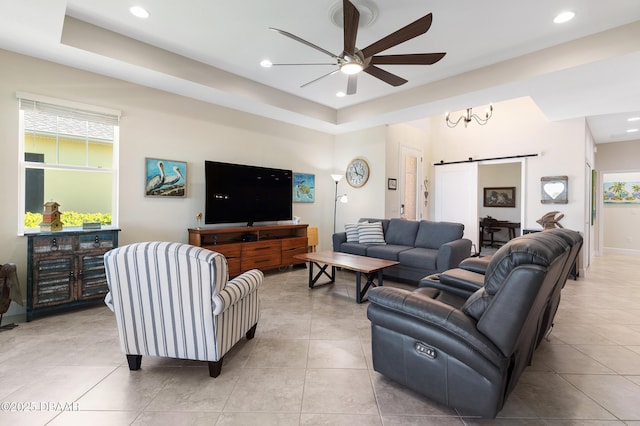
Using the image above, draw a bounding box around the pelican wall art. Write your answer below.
[145,158,187,197]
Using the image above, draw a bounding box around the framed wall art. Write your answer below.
[603,173,640,204]
[541,176,568,204]
[483,187,516,207]
[388,178,397,190]
[145,158,187,197]
[293,172,315,203]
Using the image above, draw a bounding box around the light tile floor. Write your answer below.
[1,254,640,425]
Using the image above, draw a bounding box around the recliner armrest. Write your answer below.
[419,268,484,298]
[367,287,504,368]
[459,256,493,274]
[212,269,263,315]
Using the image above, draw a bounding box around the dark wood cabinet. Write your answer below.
[26,228,120,321]
[188,224,308,276]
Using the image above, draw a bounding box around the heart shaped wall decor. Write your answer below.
[543,182,565,199]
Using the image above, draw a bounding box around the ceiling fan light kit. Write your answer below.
[340,61,363,75]
[266,0,446,95]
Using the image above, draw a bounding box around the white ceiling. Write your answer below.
[1,0,640,142]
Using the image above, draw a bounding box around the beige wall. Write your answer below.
[0,49,340,318]
[384,123,428,219]
[595,140,640,254]
[428,97,588,233]
[1,49,607,319]
[333,127,387,231]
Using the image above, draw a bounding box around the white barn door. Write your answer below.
[434,162,479,251]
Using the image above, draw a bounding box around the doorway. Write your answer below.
[478,161,523,255]
[400,146,423,220]
[434,158,526,252]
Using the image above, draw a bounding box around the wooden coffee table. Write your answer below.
[294,251,399,303]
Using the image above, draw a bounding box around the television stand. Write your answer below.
[188,224,308,276]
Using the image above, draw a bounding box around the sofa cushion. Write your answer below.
[339,242,368,256]
[415,220,464,250]
[357,221,386,245]
[398,247,438,270]
[345,223,361,242]
[359,218,390,235]
[385,218,420,246]
[367,244,411,261]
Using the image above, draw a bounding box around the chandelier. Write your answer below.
[446,104,493,128]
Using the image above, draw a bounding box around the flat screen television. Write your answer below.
[204,160,293,226]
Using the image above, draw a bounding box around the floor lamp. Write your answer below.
[331,174,348,233]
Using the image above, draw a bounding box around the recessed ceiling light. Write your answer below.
[260,59,273,68]
[627,128,639,133]
[628,116,640,122]
[336,91,346,98]
[130,6,149,19]
[554,11,575,24]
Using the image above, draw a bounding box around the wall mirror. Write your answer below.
[541,176,568,204]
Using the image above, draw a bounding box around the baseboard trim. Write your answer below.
[603,247,640,256]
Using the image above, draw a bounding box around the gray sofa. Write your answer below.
[332,218,472,283]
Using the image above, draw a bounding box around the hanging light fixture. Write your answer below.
[446,104,493,128]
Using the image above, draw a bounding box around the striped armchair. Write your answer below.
[104,241,262,377]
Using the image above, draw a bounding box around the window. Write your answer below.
[18,94,120,234]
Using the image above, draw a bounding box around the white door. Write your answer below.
[400,147,423,220]
[435,162,479,249]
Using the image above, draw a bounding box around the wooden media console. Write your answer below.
[188,224,308,276]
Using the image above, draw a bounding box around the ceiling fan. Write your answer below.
[267,0,446,95]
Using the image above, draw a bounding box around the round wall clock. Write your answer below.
[346,158,370,188]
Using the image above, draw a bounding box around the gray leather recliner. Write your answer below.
[419,228,583,346]
[366,231,576,418]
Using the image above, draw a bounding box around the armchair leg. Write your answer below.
[208,359,223,378]
[126,354,142,371]
[246,323,257,340]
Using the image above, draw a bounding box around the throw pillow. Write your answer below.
[357,221,386,245]
[345,223,360,242]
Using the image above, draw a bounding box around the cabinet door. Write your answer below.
[78,252,109,299]
[77,232,115,300]
[32,256,75,307]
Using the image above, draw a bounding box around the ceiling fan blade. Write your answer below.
[346,74,358,95]
[371,52,446,65]
[361,14,433,58]
[363,65,408,87]
[269,27,338,59]
[301,69,340,88]
[343,0,360,55]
